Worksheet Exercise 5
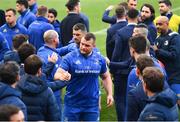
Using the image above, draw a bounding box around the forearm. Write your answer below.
[101,72,113,96]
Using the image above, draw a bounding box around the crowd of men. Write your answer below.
[0,0,179,121]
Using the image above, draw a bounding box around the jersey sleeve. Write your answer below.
[60,54,71,71]
[100,56,107,74]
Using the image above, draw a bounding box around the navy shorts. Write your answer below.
[63,104,99,121]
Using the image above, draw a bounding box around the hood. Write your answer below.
[149,88,177,108]
[4,51,20,64]
[0,82,21,100]
[17,74,48,95]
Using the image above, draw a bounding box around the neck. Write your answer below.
[8,22,16,27]
[147,91,156,97]
[46,44,56,49]
[11,82,17,88]
[117,17,126,23]
[128,19,138,24]
[69,10,78,14]
[161,29,169,35]
[134,52,149,61]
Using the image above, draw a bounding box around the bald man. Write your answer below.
[154,0,180,34]
[152,16,180,106]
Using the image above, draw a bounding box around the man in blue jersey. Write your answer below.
[0,32,9,61]
[55,33,113,121]
[28,0,38,15]
[0,8,27,50]
[57,23,87,56]
[28,6,54,50]
[48,8,62,48]
[16,0,36,29]
[37,30,71,120]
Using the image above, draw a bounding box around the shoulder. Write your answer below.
[171,14,180,20]
[63,50,78,60]
[0,24,6,30]
[168,31,179,37]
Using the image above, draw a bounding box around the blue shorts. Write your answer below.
[63,104,99,121]
[170,84,180,99]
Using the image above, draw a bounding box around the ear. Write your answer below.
[136,68,140,77]
[16,75,20,81]
[37,68,42,76]
[142,80,147,93]
[93,43,96,48]
[130,47,135,56]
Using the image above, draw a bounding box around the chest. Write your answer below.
[70,57,102,76]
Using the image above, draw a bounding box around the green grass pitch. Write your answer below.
[1,0,180,121]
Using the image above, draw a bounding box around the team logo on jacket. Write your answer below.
[55,64,59,68]
[75,60,81,65]
[3,29,7,33]
[15,29,19,33]
[164,40,169,46]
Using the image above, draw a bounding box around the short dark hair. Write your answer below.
[127,0,137,2]
[65,0,80,11]
[37,6,48,17]
[73,23,87,32]
[48,8,57,17]
[129,35,147,54]
[6,8,16,15]
[0,105,21,121]
[127,9,139,19]
[136,54,154,74]
[143,67,164,93]
[158,0,172,6]
[13,34,28,50]
[16,0,29,9]
[24,54,42,75]
[118,2,128,12]
[84,33,96,42]
[18,43,36,63]
[115,5,126,18]
[0,61,20,85]
[140,3,155,21]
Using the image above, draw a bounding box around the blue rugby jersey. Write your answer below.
[0,23,27,49]
[60,50,107,107]
[17,9,36,28]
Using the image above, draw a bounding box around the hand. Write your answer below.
[48,52,58,63]
[105,57,110,66]
[106,95,114,107]
[106,5,114,11]
[151,45,158,51]
[54,68,71,81]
